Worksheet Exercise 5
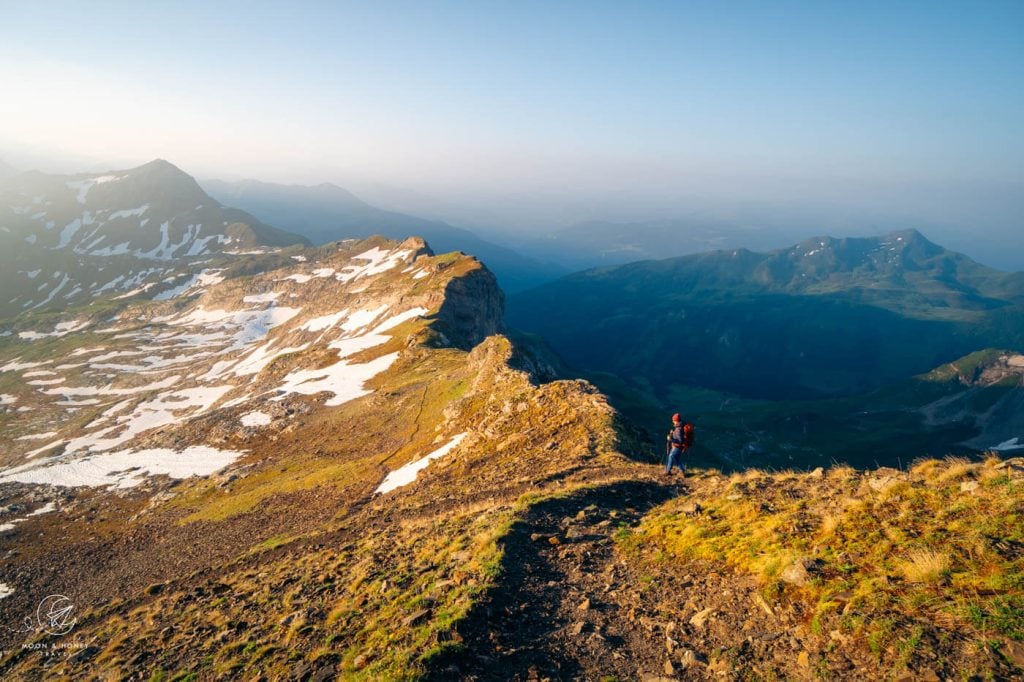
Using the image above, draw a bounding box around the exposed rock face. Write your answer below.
[436,259,504,348]
[917,350,1024,452]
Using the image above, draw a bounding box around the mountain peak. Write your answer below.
[0,160,310,315]
[101,158,230,213]
[127,158,199,184]
[138,157,180,170]
[885,227,932,245]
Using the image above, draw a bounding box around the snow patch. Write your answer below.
[27,501,57,516]
[372,307,428,333]
[992,437,1024,452]
[27,377,65,386]
[301,310,350,333]
[56,218,84,248]
[375,433,468,494]
[341,305,390,333]
[106,204,149,220]
[1,360,49,372]
[66,179,95,203]
[17,319,89,340]
[272,352,398,406]
[335,248,412,282]
[0,446,243,489]
[152,270,225,301]
[243,292,282,304]
[264,307,426,404]
[167,306,302,350]
[91,241,133,257]
[229,343,309,377]
[58,384,235,453]
[42,374,181,398]
[15,431,58,441]
[31,274,70,309]
[240,411,271,427]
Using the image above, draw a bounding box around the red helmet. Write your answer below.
[672,413,681,422]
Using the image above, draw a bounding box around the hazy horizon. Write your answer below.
[2,1,1021,268]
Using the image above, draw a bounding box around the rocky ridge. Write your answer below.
[0,233,1020,680]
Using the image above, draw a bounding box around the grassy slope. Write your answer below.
[0,331,639,680]
[628,457,1024,678]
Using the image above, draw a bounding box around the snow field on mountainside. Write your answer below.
[240,411,271,427]
[0,244,435,491]
[375,433,468,494]
[0,446,243,489]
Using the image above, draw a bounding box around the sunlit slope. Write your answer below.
[0,234,643,680]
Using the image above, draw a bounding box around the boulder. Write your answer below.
[689,608,714,628]
[780,558,813,586]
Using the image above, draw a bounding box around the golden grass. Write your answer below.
[628,457,1024,669]
[934,456,975,483]
[899,548,951,583]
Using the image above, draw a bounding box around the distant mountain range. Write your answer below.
[509,229,1024,401]
[0,159,308,317]
[509,217,805,272]
[201,178,566,293]
[503,213,1024,276]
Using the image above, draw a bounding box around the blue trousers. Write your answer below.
[666,447,685,473]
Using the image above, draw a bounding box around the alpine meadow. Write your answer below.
[1,3,1022,681]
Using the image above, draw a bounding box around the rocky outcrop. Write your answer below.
[435,258,504,349]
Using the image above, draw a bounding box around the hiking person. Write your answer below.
[665,412,694,477]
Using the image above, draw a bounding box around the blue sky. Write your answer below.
[0,1,1021,251]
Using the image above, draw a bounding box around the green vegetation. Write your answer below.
[508,230,1024,407]
[585,345,1023,471]
[627,457,1024,673]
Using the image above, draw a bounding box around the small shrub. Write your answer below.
[899,549,950,583]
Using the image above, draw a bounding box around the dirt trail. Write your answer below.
[426,471,856,681]
[426,476,688,680]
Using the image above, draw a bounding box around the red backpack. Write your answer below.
[682,422,695,447]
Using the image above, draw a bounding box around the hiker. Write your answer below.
[665,413,694,477]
